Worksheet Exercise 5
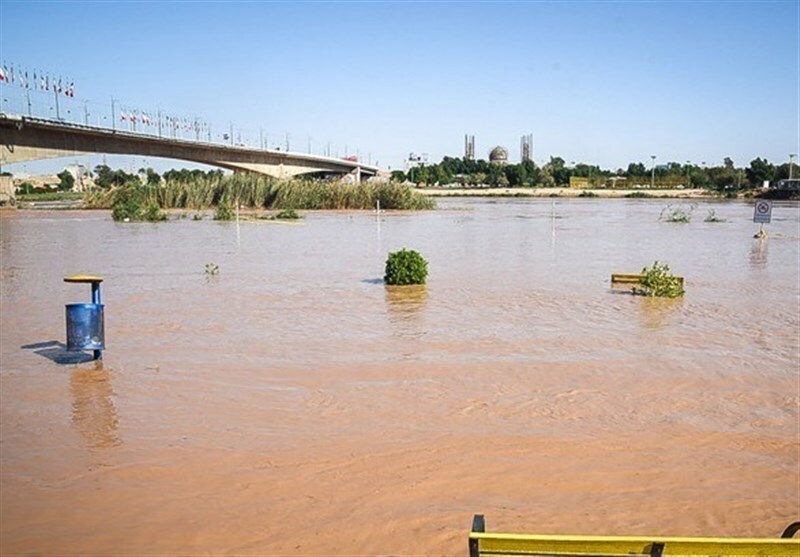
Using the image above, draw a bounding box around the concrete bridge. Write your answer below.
[0,113,378,180]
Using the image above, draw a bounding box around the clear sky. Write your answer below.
[1,0,798,173]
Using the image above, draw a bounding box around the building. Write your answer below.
[489,146,508,165]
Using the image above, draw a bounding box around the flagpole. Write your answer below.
[54,87,60,120]
[111,97,116,131]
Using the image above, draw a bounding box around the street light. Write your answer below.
[790,154,797,179]
[686,160,691,188]
[650,154,656,189]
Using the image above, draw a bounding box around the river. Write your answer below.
[1,198,798,555]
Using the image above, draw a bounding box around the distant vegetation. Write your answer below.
[389,155,797,194]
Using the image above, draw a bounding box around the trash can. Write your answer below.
[64,274,105,360]
[65,303,105,351]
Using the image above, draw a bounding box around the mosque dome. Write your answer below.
[489,146,508,164]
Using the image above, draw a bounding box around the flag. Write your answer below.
[0,66,6,82]
[57,78,62,93]
[40,74,46,90]
[120,111,127,121]
[66,82,74,97]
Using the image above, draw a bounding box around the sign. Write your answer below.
[753,200,773,224]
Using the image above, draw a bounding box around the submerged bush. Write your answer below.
[660,203,696,223]
[110,185,166,222]
[275,208,301,219]
[214,198,234,221]
[633,261,685,298]
[384,249,428,286]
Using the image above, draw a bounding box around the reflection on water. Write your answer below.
[385,284,428,339]
[70,363,120,450]
[637,295,684,330]
[750,237,769,269]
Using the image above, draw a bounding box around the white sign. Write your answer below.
[753,200,773,224]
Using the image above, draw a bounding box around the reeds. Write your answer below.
[85,174,435,211]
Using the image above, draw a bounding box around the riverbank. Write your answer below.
[417,187,714,199]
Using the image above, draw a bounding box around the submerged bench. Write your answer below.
[611,273,685,287]
[469,515,800,557]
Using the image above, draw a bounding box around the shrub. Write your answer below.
[633,261,684,298]
[214,198,234,220]
[384,249,428,286]
[704,209,725,223]
[143,201,167,222]
[275,208,301,219]
[111,185,144,221]
[660,203,696,223]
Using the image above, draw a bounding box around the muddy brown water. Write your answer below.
[1,199,798,555]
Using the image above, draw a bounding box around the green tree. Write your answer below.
[57,170,75,191]
[746,158,775,186]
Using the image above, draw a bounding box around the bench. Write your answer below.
[469,515,800,557]
[611,273,685,287]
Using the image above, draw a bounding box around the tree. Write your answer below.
[746,158,774,187]
[57,170,75,191]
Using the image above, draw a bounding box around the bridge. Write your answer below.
[0,113,378,181]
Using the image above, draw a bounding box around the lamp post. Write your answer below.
[790,154,797,179]
[686,160,691,188]
[650,155,656,189]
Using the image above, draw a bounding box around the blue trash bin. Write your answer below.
[65,303,105,351]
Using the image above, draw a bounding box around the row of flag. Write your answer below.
[118,108,208,133]
[0,64,75,97]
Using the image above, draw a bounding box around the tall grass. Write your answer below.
[85,175,435,211]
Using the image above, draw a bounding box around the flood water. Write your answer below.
[1,198,798,555]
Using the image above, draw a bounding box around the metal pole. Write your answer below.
[111,97,116,131]
[84,101,89,125]
[686,160,690,188]
[230,123,233,146]
[790,154,797,179]
[54,88,60,120]
[260,128,264,150]
[26,89,32,117]
[158,109,162,137]
[650,155,656,189]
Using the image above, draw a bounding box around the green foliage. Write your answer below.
[143,201,167,221]
[633,261,685,298]
[111,185,144,221]
[384,249,428,286]
[110,185,166,222]
[16,191,83,201]
[625,191,652,198]
[94,164,138,188]
[56,170,75,191]
[578,190,598,197]
[274,208,301,219]
[660,203,696,223]
[214,198,235,220]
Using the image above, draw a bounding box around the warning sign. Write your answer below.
[753,200,772,224]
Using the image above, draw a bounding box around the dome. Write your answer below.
[489,146,508,163]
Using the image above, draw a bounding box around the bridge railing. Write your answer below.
[0,83,370,164]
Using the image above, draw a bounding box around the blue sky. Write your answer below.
[1,0,798,173]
